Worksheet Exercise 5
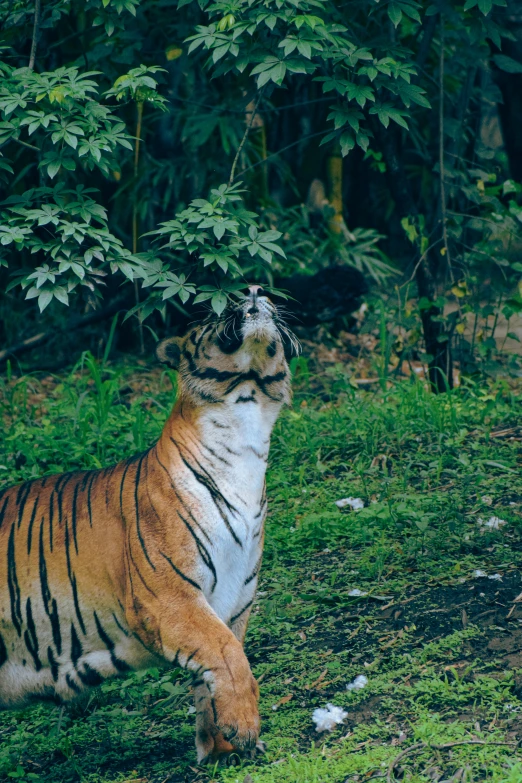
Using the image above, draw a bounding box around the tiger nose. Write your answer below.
[248,285,265,298]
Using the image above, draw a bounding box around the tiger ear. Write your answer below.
[156,337,182,368]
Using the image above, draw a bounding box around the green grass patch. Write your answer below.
[0,358,521,782]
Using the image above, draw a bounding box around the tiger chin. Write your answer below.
[0,286,295,764]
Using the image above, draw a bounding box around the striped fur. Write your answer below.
[0,290,292,762]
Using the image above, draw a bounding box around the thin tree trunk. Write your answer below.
[326,142,344,234]
[375,123,452,392]
[133,100,145,354]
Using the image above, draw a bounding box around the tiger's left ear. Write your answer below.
[156,337,182,369]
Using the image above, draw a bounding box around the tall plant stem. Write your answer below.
[133,100,145,354]
[438,18,453,284]
[28,0,42,70]
[229,91,263,185]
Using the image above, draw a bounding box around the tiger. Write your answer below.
[0,285,294,763]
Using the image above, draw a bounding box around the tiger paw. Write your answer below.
[213,676,260,751]
[199,736,266,766]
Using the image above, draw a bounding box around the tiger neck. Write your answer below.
[157,394,282,499]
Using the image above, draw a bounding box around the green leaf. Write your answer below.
[493,54,522,74]
[340,131,355,156]
[37,290,53,312]
[47,161,61,179]
[477,0,493,13]
[211,291,227,315]
[388,3,402,27]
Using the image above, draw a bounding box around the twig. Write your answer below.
[13,138,40,152]
[229,90,263,185]
[402,238,443,286]
[387,741,424,782]
[387,739,518,783]
[235,130,326,181]
[28,0,42,71]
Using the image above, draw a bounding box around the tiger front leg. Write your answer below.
[194,599,264,764]
[152,600,260,757]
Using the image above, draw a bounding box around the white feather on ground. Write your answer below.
[335,497,364,510]
[312,703,348,732]
[347,674,368,691]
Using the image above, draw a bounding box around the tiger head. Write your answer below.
[156,286,297,406]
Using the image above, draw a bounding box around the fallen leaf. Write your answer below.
[271,694,293,711]
[306,669,328,690]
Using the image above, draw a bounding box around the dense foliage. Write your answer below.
[1,0,522,385]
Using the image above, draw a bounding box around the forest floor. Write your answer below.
[0,352,521,783]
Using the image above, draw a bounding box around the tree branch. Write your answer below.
[28,0,42,71]
[229,90,263,185]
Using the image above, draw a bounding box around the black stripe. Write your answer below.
[77,662,104,687]
[93,611,131,672]
[159,550,201,591]
[48,490,54,551]
[112,613,129,637]
[71,481,80,555]
[119,458,134,517]
[39,519,62,654]
[185,648,199,667]
[70,623,82,664]
[0,495,9,529]
[133,453,155,571]
[66,673,81,694]
[230,600,253,625]
[26,497,39,555]
[47,646,58,680]
[154,452,213,546]
[246,444,268,460]
[245,557,262,585]
[174,441,242,547]
[210,419,230,430]
[16,482,32,529]
[80,472,92,491]
[200,442,232,467]
[218,442,241,457]
[55,473,74,527]
[86,472,95,527]
[177,510,217,592]
[24,598,42,671]
[267,340,277,357]
[7,523,22,636]
[184,349,238,382]
[224,368,287,400]
[65,518,86,635]
[0,632,7,667]
[236,393,258,404]
[193,324,212,358]
[127,544,156,597]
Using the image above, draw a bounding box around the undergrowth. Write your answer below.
[0,355,521,783]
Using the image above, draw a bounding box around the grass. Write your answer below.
[0,353,521,783]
